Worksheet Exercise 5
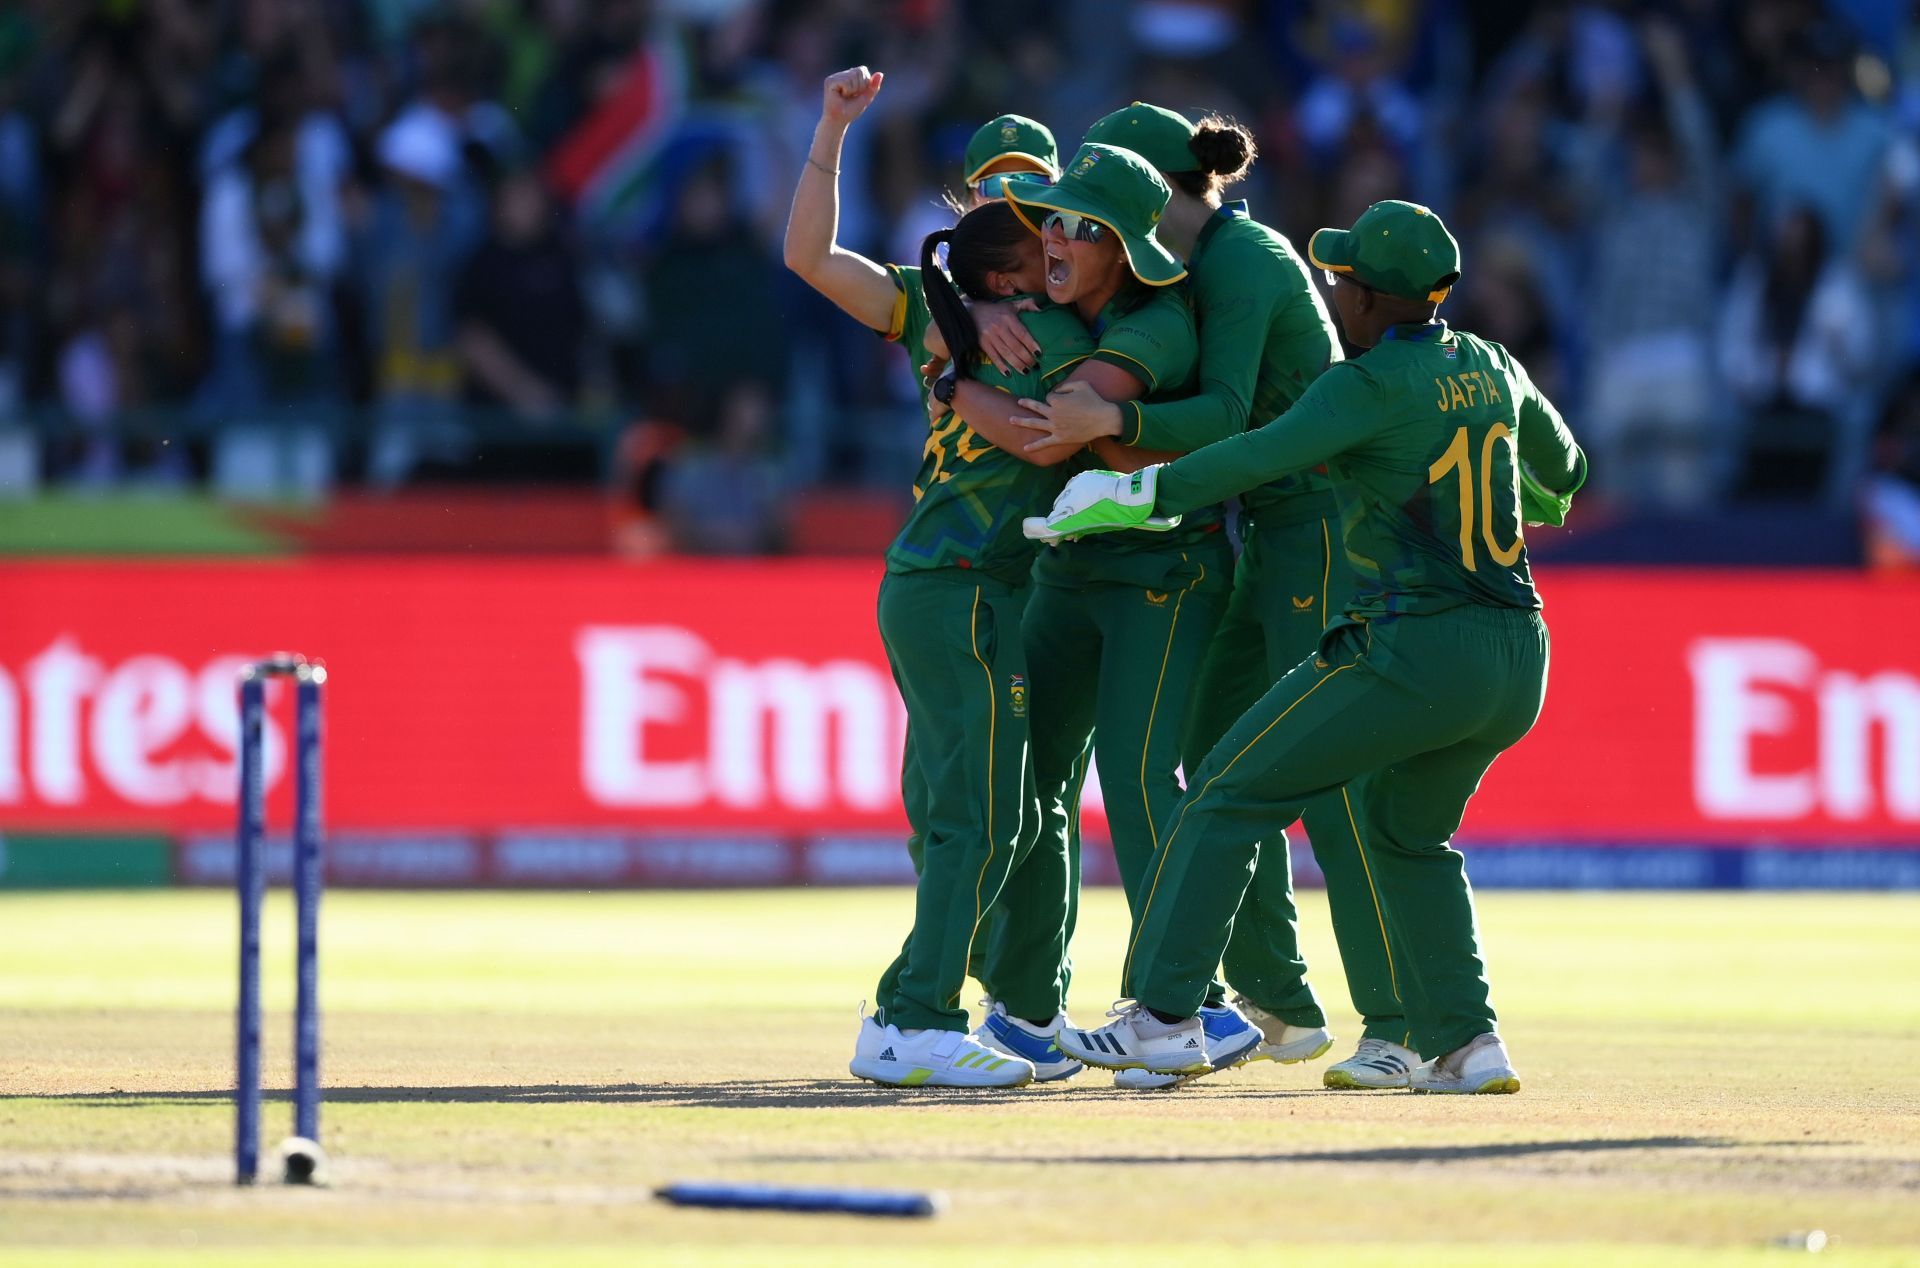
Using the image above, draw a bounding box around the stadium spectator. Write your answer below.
[659,380,784,555]
[1452,82,1582,361]
[1718,204,1878,502]
[1732,22,1895,256]
[1293,15,1425,169]
[638,153,785,441]
[199,114,342,411]
[0,0,1909,542]
[1581,17,1727,510]
[455,169,586,422]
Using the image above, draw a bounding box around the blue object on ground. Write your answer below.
[656,1181,942,1218]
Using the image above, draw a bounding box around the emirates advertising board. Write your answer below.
[1,561,1916,888]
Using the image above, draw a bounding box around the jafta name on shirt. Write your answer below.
[1433,370,1504,412]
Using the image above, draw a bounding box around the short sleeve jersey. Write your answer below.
[1122,203,1342,524]
[883,264,934,407]
[1155,322,1582,617]
[1035,282,1213,587]
[886,301,1096,584]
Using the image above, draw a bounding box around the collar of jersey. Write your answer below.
[1192,200,1251,264]
[1381,319,1450,343]
[1089,278,1153,338]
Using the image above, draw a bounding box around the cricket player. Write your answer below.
[1015,103,1410,1090]
[840,201,1099,1087]
[933,144,1264,1081]
[1033,201,1585,1094]
[783,66,1082,1091]
[783,66,1061,1008]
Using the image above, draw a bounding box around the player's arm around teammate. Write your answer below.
[1039,202,1584,1094]
[1018,105,1410,1085]
[784,67,1059,955]
[953,148,1236,1068]
[841,202,1098,1088]
[784,68,1059,391]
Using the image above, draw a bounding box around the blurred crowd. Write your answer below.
[1,0,1919,560]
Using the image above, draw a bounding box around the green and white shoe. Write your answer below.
[1233,996,1335,1064]
[849,1015,1035,1088]
[1408,1032,1520,1094]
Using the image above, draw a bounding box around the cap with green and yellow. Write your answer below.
[1083,102,1199,175]
[963,115,1060,185]
[1003,143,1186,286]
[1308,200,1461,303]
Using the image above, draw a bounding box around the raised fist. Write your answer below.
[822,66,884,124]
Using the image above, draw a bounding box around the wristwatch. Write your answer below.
[931,368,959,406]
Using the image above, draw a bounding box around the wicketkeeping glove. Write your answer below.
[1518,448,1588,527]
[1022,466,1182,544]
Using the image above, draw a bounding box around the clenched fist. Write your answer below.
[822,66,884,124]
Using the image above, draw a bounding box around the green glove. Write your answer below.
[1519,448,1587,527]
[1022,466,1181,544]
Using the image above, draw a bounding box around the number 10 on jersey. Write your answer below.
[1428,423,1523,572]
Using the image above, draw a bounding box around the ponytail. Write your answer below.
[1171,114,1256,200]
[921,227,983,374]
[921,201,1035,375]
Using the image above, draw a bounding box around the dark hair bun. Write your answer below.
[1188,114,1256,183]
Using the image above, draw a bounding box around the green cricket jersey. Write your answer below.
[1121,202,1342,526]
[886,300,1096,584]
[1155,321,1582,617]
[1034,281,1214,587]
[884,265,935,408]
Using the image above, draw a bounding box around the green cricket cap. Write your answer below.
[963,115,1060,185]
[1084,102,1198,175]
[1003,143,1186,287]
[1308,200,1461,302]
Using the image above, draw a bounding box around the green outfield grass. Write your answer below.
[0,495,309,555]
[1,888,1916,1265]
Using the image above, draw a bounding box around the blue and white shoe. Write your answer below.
[1055,1001,1211,1076]
[1112,1000,1266,1090]
[971,1000,1084,1082]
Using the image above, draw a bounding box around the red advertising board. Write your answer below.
[1,561,1917,844]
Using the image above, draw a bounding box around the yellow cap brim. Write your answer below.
[964,153,1061,186]
[1004,182,1187,287]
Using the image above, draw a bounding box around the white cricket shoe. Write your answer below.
[971,1000,1084,1082]
[1111,1000,1267,1090]
[1408,1031,1520,1094]
[1233,995,1335,1064]
[1053,1001,1210,1075]
[1323,1037,1421,1089]
[849,1014,1035,1088]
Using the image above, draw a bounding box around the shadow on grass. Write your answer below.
[16,1079,1149,1111]
[756,1135,1832,1167]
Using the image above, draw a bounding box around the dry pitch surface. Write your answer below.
[1,887,1916,1267]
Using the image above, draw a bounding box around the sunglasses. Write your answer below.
[1323,268,1377,292]
[1043,210,1109,244]
[975,172,1053,200]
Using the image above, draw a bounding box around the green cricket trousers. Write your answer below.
[984,537,1231,1021]
[1127,602,1549,1060]
[1182,510,1406,1040]
[872,569,1043,1033]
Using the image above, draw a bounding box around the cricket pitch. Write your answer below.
[2,887,1916,1266]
